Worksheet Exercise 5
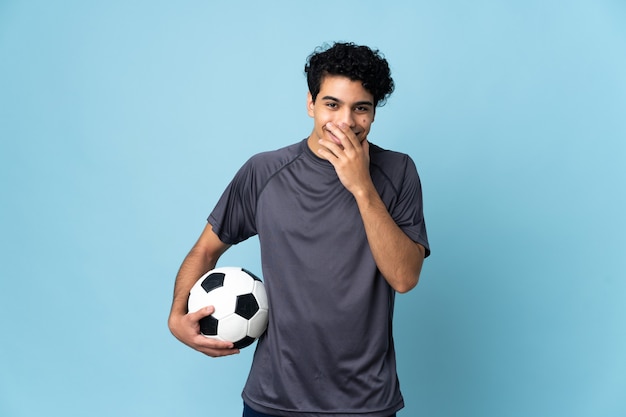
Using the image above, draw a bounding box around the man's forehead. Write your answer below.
[318,75,374,102]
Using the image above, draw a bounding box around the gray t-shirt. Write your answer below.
[208,139,430,417]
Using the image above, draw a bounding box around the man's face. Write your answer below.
[307,75,375,153]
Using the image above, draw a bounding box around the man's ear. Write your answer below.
[307,92,315,118]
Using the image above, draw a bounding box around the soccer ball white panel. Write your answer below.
[251,281,268,309]
[188,286,235,320]
[248,309,269,338]
[207,287,237,320]
[218,314,249,342]
[223,270,255,296]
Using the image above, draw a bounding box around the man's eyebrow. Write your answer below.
[321,96,374,107]
[321,95,341,102]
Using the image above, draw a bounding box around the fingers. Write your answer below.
[175,306,240,357]
[188,305,215,320]
[194,334,240,357]
[323,122,359,150]
[193,323,240,357]
[318,123,358,161]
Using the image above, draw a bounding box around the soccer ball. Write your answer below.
[188,267,269,349]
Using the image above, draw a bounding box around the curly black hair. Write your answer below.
[304,42,394,107]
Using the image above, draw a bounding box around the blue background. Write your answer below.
[1,1,625,416]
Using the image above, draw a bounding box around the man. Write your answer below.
[168,42,430,417]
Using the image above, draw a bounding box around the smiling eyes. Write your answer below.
[324,102,371,113]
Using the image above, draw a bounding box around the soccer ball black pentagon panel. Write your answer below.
[188,267,269,349]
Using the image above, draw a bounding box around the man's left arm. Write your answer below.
[353,186,426,293]
[317,123,425,293]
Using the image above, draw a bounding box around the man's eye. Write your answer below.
[356,106,370,112]
[326,102,338,109]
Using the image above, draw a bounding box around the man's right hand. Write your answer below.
[168,306,240,357]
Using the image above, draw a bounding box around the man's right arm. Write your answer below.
[168,223,239,357]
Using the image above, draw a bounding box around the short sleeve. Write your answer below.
[208,160,259,245]
[391,156,430,257]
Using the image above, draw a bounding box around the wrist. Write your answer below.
[352,183,379,205]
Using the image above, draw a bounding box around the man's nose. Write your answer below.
[338,109,356,128]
